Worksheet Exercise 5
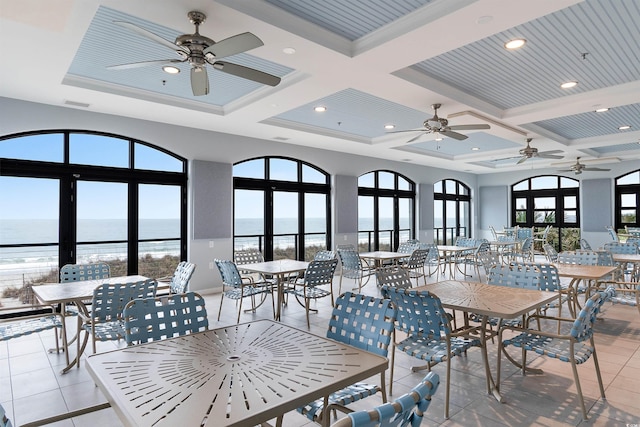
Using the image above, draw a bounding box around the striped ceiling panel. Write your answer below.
[531,103,640,140]
[264,0,434,41]
[410,0,640,109]
[590,142,640,155]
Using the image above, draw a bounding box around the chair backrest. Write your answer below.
[330,371,440,427]
[337,244,356,251]
[604,242,639,254]
[380,287,452,337]
[557,250,599,266]
[314,250,336,260]
[517,227,533,240]
[337,249,363,271]
[327,292,396,357]
[579,238,592,250]
[124,291,208,345]
[214,259,244,287]
[404,249,429,269]
[543,243,558,262]
[606,225,619,242]
[490,263,541,290]
[626,237,640,246]
[478,250,501,276]
[0,402,12,427]
[534,263,561,292]
[570,291,607,343]
[60,262,110,282]
[169,261,196,294]
[91,279,157,322]
[234,248,264,265]
[376,267,413,289]
[397,241,418,254]
[303,259,338,287]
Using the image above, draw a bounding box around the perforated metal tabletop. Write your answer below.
[86,319,387,427]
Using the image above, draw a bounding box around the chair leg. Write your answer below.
[590,338,606,399]
[444,356,451,419]
[217,292,225,321]
[570,352,588,420]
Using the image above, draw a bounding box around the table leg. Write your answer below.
[59,302,90,374]
[480,315,504,403]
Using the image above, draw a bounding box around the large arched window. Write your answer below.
[511,175,579,251]
[233,157,331,261]
[0,130,188,309]
[615,170,640,231]
[434,179,470,245]
[358,170,415,251]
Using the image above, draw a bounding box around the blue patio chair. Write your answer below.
[515,237,534,263]
[160,261,196,294]
[285,258,338,327]
[602,281,639,316]
[59,262,110,282]
[456,241,490,278]
[294,292,397,425]
[123,291,208,345]
[418,243,442,278]
[380,286,482,419]
[579,238,592,250]
[399,248,429,286]
[497,291,608,420]
[215,259,274,323]
[234,248,277,284]
[328,372,440,427]
[604,242,639,281]
[77,278,158,354]
[337,248,374,293]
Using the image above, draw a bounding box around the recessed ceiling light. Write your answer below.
[384,124,395,130]
[504,39,526,50]
[162,66,180,74]
[314,106,327,112]
[619,125,631,130]
[471,147,480,151]
[283,47,296,55]
[595,107,609,113]
[560,81,578,89]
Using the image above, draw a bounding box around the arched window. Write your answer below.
[511,175,579,251]
[615,170,640,231]
[358,170,415,251]
[0,130,188,309]
[433,179,471,244]
[233,157,331,261]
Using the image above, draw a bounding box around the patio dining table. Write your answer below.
[86,319,388,427]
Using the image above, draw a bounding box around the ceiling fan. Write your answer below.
[557,157,611,175]
[517,138,564,164]
[388,103,490,142]
[108,11,281,96]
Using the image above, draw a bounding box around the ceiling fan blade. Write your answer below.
[386,129,425,134]
[441,130,467,141]
[191,66,210,96]
[517,156,528,164]
[107,59,183,70]
[583,167,611,171]
[537,153,564,159]
[203,32,264,59]
[406,133,426,143]
[114,21,188,54]
[212,61,281,86]
[556,169,573,172]
[448,124,490,131]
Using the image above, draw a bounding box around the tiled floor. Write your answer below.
[1,263,639,426]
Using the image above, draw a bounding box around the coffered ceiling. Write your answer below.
[1,0,638,173]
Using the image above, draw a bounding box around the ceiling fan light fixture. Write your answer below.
[619,125,631,130]
[162,65,180,74]
[314,106,327,112]
[435,133,443,141]
[504,38,526,50]
[560,81,578,89]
